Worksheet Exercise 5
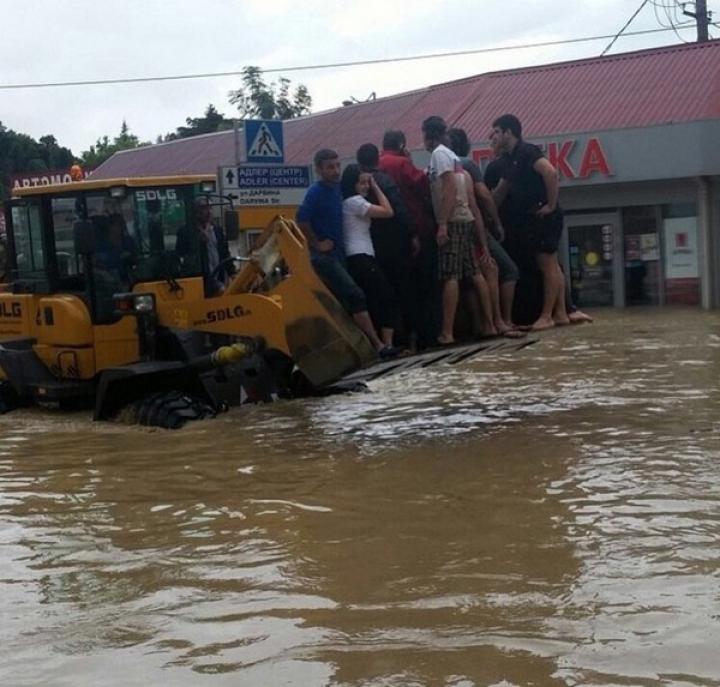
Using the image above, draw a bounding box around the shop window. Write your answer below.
[662,203,699,306]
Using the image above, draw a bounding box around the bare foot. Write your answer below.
[496,324,527,339]
[507,322,533,332]
[437,335,455,346]
[500,328,527,339]
[531,317,555,332]
[553,314,571,326]
[568,310,593,324]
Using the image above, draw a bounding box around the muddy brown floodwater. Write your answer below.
[2,309,720,687]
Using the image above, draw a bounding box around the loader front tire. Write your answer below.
[130,391,216,430]
[0,382,21,415]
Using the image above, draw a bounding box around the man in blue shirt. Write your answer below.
[296,148,396,357]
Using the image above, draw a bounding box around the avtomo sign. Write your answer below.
[11,167,93,189]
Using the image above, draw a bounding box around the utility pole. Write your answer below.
[683,0,711,42]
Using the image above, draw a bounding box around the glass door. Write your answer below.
[565,214,617,308]
[622,206,661,306]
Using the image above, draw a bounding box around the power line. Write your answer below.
[0,25,697,92]
[601,0,653,56]
[650,0,693,42]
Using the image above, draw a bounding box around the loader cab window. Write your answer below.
[50,194,136,286]
[51,197,84,282]
[10,201,45,280]
[132,186,198,281]
[48,192,137,323]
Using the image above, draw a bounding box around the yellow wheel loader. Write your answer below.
[0,175,532,428]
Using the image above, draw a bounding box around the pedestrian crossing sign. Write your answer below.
[245,119,284,163]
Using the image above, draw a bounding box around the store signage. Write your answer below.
[11,167,93,189]
[473,137,612,181]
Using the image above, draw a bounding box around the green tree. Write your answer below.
[38,135,75,170]
[0,121,75,200]
[161,104,235,142]
[228,66,312,120]
[80,120,148,167]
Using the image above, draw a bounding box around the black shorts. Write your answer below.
[524,209,563,255]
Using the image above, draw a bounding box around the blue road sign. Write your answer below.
[237,165,309,188]
[245,120,284,163]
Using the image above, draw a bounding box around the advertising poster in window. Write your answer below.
[664,218,698,279]
[664,217,699,305]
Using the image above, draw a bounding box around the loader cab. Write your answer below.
[0,236,8,284]
[4,175,223,323]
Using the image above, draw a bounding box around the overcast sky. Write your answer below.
[1,0,714,155]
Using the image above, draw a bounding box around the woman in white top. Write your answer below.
[341,163,400,356]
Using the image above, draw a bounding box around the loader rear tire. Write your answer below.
[131,391,216,430]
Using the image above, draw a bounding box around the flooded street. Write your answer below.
[2,309,720,687]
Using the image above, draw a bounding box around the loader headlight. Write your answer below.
[109,186,127,199]
[113,292,156,316]
[133,294,155,313]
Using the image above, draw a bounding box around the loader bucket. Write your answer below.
[225,217,378,388]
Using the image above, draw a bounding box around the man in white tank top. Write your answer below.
[422,116,495,345]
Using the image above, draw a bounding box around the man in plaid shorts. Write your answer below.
[422,115,494,345]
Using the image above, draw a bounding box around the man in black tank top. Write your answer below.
[489,114,567,331]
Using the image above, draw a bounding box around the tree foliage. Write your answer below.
[0,122,74,200]
[229,66,312,120]
[160,104,235,142]
[79,120,149,168]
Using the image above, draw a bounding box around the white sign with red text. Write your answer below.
[664,217,699,280]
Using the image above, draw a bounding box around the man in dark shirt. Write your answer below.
[490,114,567,331]
[377,130,440,348]
[356,142,419,351]
[486,119,592,326]
[176,202,233,296]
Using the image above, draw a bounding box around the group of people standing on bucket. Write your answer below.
[296,113,591,358]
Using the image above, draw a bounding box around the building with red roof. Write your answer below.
[94,40,720,308]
